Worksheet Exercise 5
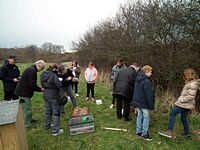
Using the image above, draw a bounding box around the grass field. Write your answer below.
[0,63,200,150]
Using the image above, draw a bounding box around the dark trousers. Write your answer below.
[44,100,60,133]
[112,95,116,105]
[4,90,18,100]
[72,82,79,94]
[168,106,190,135]
[116,95,130,119]
[86,83,95,98]
[112,83,116,104]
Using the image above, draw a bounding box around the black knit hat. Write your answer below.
[8,55,17,60]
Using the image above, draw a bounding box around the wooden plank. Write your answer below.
[15,104,28,150]
[0,124,17,150]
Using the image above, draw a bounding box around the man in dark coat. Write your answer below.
[15,60,45,127]
[0,55,20,100]
[113,63,140,121]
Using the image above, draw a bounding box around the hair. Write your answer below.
[58,65,66,74]
[117,58,124,63]
[131,62,140,68]
[88,62,94,66]
[183,68,198,81]
[34,60,45,66]
[142,65,153,73]
[73,60,78,66]
[48,64,58,70]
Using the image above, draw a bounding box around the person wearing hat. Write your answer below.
[0,55,20,100]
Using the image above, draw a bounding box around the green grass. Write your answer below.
[0,63,200,150]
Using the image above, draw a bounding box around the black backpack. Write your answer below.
[0,61,7,80]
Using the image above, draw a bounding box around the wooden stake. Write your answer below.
[101,127,127,132]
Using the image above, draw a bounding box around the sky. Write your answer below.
[0,0,126,51]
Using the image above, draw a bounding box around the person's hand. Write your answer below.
[14,78,19,82]
[67,77,72,80]
[41,87,44,92]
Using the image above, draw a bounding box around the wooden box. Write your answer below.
[0,100,28,150]
[69,114,94,135]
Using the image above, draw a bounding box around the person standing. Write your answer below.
[159,68,200,139]
[41,64,64,136]
[110,58,126,108]
[113,63,140,121]
[14,60,45,128]
[71,60,81,97]
[0,55,20,100]
[58,65,78,111]
[85,62,98,102]
[132,65,155,141]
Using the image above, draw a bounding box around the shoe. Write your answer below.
[124,118,132,121]
[85,97,89,101]
[52,129,64,136]
[158,130,173,139]
[136,133,142,137]
[110,104,114,109]
[75,94,79,97]
[117,116,122,119]
[182,134,191,138]
[91,97,95,102]
[141,133,152,141]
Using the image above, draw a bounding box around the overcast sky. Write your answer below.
[0,0,126,51]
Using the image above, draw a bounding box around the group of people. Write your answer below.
[111,58,200,141]
[0,55,99,136]
[0,55,200,140]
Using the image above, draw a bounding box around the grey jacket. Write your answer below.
[175,79,200,109]
[41,70,62,102]
[111,64,126,82]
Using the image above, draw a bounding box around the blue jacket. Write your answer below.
[132,73,155,110]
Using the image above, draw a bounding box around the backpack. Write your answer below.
[0,61,7,80]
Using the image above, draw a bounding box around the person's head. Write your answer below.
[8,55,17,65]
[58,65,67,75]
[117,58,125,67]
[142,65,153,77]
[130,62,140,72]
[72,60,78,67]
[183,68,198,81]
[34,60,46,72]
[88,62,94,69]
[48,64,58,72]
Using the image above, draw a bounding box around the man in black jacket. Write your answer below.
[113,63,140,121]
[15,60,45,127]
[0,55,20,100]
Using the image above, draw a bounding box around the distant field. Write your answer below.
[0,63,200,150]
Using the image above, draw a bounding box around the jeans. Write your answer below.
[136,108,150,135]
[21,97,32,127]
[168,106,190,135]
[67,85,77,108]
[60,85,77,112]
